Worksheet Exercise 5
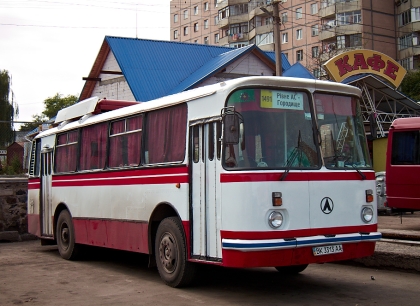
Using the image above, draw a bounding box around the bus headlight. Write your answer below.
[268,211,283,228]
[361,206,373,223]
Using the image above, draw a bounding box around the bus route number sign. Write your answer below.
[312,244,343,256]
[260,90,304,110]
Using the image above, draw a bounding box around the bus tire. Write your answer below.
[56,210,80,260]
[275,264,308,274]
[155,217,196,287]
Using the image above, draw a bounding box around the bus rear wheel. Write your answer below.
[56,210,80,260]
[275,264,308,274]
[155,217,196,287]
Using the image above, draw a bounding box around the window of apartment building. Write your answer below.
[400,57,413,70]
[174,14,178,23]
[184,26,189,36]
[194,23,199,32]
[312,46,319,58]
[399,9,411,26]
[336,34,362,49]
[219,7,229,20]
[296,8,302,19]
[214,16,218,25]
[296,29,303,40]
[282,32,288,43]
[204,36,209,44]
[204,2,209,11]
[311,3,318,15]
[337,10,361,25]
[296,50,303,61]
[313,68,320,79]
[215,33,220,43]
[184,10,188,19]
[230,22,248,34]
[322,19,336,30]
[349,33,362,47]
[256,32,274,46]
[230,4,248,16]
[336,35,345,49]
[194,6,198,15]
[194,40,198,43]
[398,33,418,50]
[311,24,319,36]
[265,17,272,25]
[174,30,178,39]
[204,19,209,29]
[284,53,288,59]
[282,12,288,24]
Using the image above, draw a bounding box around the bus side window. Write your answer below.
[208,123,214,161]
[193,125,199,163]
[216,121,222,160]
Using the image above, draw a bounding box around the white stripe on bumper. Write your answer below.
[222,232,382,252]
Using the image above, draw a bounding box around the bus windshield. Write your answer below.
[314,93,371,169]
[224,88,319,169]
[224,88,371,170]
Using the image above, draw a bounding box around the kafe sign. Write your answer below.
[323,49,407,88]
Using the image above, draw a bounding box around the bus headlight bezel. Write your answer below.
[361,206,374,223]
[268,211,283,229]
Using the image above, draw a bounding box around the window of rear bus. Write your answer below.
[55,130,78,173]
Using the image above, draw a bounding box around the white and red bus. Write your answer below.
[385,117,420,211]
[27,76,380,287]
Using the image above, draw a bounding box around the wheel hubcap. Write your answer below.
[159,233,177,274]
[60,224,69,249]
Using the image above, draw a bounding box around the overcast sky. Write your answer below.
[0,0,170,128]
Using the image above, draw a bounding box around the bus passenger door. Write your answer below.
[40,147,53,237]
[190,122,221,260]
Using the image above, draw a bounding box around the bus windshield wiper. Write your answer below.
[350,164,366,180]
[280,131,301,181]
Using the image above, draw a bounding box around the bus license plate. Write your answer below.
[312,244,343,256]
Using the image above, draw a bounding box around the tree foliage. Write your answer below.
[42,93,78,119]
[19,93,78,131]
[0,70,15,149]
[400,70,420,101]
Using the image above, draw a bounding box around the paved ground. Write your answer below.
[354,211,420,272]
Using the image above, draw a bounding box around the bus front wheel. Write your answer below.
[56,210,80,260]
[155,217,196,287]
[275,264,308,274]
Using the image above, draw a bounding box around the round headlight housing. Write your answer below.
[268,211,283,228]
[361,206,374,223]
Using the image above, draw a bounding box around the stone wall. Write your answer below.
[0,177,33,241]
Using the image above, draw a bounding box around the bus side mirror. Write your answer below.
[224,114,240,144]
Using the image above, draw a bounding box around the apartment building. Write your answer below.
[396,0,420,70]
[170,0,398,77]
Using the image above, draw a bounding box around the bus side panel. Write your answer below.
[27,178,41,237]
[386,130,420,210]
[73,219,149,253]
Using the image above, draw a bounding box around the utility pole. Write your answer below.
[262,1,282,76]
[273,1,282,76]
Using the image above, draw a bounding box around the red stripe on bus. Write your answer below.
[220,171,375,183]
[221,224,377,240]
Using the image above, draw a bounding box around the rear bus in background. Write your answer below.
[385,117,420,211]
[27,76,381,287]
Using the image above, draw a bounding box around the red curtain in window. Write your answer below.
[127,116,142,165]
[55,132,78,173]
[146,104,187,163]
[109,121,125,167]
[79,122,108,170]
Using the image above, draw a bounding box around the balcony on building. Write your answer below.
[219,32,249,45]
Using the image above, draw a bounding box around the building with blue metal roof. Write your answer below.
[80,36,307,102]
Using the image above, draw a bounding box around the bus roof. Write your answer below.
[36,76,361,139]
[391,117,420,130]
